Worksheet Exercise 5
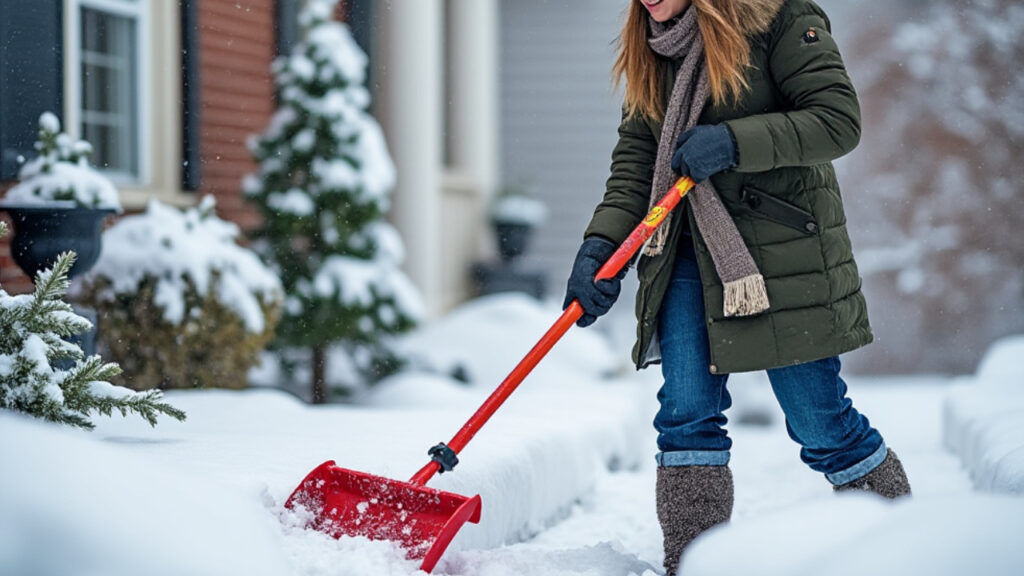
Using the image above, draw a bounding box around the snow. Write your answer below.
[88,380,137,401]
[305,12,368,86]
[943,336,1024,494]
[683,494,1024,576]
[491,195,549,228]
[268,188,317,217]
[6,160,122,211]
[3,112,122,212]
[312,255,425,324]
[0,413,291,576]
[2,291,1022,575]
[394,294,620,389]
[83,198,283,334]
[38,111,60,133]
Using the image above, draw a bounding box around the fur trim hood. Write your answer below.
[735,0,787,37]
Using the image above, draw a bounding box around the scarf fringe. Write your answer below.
[723,274,770,317]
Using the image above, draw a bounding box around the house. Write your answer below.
[0,0,502,318]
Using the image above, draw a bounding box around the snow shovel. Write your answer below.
[285,177,697,573]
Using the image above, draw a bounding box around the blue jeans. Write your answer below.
[653,245,886,485]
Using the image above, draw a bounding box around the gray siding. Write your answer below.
[500,0,628,298]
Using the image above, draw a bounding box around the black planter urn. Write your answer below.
[1,205,115,280]
[493,221,533,263]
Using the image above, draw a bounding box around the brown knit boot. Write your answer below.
[656,465,734,576]
[834,449,912,499]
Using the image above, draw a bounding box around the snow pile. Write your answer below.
[943,335,1024,494]
[0,292,655,575]
[0,413,290,576]
[682,494,1024,576]
[84,197,283,333]
[392,293,623,389]
[4,112,121,211]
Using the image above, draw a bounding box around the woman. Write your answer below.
[562,0,912,573]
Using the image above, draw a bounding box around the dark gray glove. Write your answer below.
[563,236,625,327]
[671,124,738,182]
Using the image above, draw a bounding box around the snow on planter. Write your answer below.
[491,193,549,228]
[4,112,121,212]
[77,197,284,390]
[943,335,1024,494]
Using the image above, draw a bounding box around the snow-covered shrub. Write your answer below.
[4,112,121,211]
[244,0,422,401]
[77,198,283,390]
[0,221,184,429]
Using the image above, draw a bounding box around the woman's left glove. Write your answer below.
[563,236,625,328]
[671,124,738,182]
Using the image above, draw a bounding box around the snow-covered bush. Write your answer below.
[0,221,183,429]
[244,0,422,401]
[4,112,121,211]
[76,198,283,390]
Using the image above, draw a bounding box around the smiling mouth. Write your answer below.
[643,0,664,6]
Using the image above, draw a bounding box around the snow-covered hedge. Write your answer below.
[943,335,1024,494]
[4,112,121,211]
[77,198,283,390]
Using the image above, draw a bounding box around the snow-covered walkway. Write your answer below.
[438,374,993,576]
[2,295,1022,576]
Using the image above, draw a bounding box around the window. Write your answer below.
[67,0,148,183]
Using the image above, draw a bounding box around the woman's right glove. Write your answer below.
[562,236,625,327]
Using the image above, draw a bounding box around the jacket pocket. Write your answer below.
[740,187,819,235]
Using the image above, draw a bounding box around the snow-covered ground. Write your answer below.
[1,294,1022,575]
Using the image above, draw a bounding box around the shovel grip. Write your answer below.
[409,177,695,487]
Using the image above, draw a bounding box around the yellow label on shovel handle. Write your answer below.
[644,206,667,228]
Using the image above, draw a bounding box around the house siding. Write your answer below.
[196,0,277,232]
[499,0,626,293]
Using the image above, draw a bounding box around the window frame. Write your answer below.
[65,0,151,185]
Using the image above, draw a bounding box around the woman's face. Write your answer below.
[639,0,692,22]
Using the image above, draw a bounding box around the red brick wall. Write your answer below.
[0,1,352,293]
[0,181,31,294]
[197,0,276,232]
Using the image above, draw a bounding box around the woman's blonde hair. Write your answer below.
[613,0,756,121]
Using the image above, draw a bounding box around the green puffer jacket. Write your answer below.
[585,0,872,374]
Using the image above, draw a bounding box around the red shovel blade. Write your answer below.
[285,461,482,573]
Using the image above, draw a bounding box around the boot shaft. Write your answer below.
[656,465,734,576]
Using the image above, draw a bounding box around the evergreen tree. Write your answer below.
[0,221,185,430]
[244,0,423,403]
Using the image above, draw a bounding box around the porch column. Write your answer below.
[376,1,445,318]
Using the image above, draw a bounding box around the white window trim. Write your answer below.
[65,0,152,186]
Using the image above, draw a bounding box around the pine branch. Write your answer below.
[62,357,186,427]
[30,252,76,315]
[89,390,188,427]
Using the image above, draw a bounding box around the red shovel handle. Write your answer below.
[409,177,696,486]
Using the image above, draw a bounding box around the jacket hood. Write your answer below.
[734,0,787,37]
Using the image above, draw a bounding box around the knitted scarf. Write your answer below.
[644,9,769,317]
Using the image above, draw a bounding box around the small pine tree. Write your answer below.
[244,0,423,402]
[0,221,185,430]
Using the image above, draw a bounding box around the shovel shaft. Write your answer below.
[409,177,695,486]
